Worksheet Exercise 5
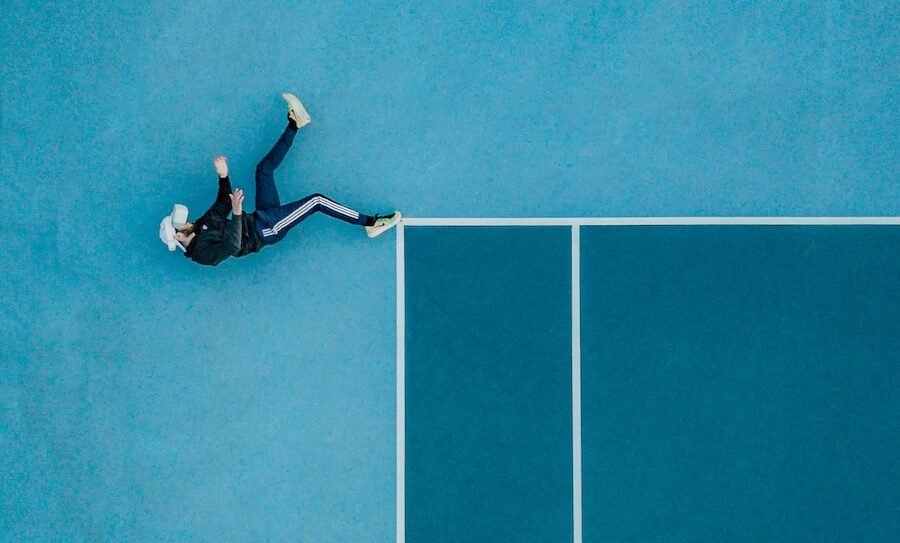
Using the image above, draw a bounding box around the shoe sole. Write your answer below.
[282,93,311,127]
[367,212,401,238]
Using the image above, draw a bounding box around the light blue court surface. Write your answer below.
[2,2,898,542]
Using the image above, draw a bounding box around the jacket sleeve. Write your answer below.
[189,214,243,266]
[201,175,234,220]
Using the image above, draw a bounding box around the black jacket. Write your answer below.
[183,176,264,266]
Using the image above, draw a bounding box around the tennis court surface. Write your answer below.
[3,2,898,541]
[399,218,899,543]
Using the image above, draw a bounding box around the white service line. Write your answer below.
[401,217,900,227]
[396,222,406,543]
[571,225,583,543]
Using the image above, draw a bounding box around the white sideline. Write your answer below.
[401,216,900,226]
[396,222,406,543]
[571,225,583,543]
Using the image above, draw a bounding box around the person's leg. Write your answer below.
[254,193,374,244]
[255,125,298,211]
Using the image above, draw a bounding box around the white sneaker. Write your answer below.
[282,92,311,129]
[365,211,401,238]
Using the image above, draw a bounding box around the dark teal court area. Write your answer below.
[404,226,899,543]
[581,226,900,542]
[405,228,573,542]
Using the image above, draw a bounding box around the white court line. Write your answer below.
[396,222,406,543]
[401,217,900,227]
[571,225,583,543]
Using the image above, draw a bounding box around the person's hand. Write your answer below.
[230,188,244,215]
[214,156,228,178]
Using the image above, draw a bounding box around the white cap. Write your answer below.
[159,204,189,252]
[171,204,189,229]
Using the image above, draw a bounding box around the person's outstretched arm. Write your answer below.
[199,156,233,221]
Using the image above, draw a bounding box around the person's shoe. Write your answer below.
[282,92,311,129]
[365,211,401,238]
